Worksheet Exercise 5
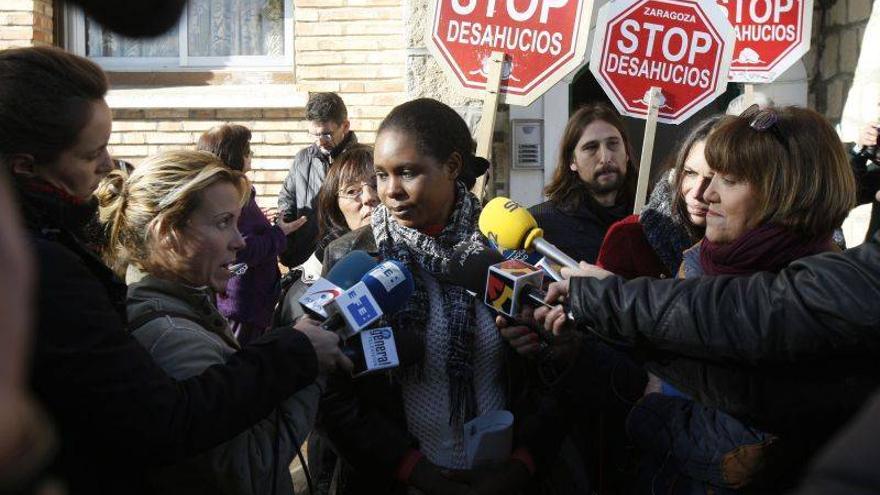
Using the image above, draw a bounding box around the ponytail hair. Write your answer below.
[97,150,250,277]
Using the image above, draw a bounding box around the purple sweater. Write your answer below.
[217,189,287,329]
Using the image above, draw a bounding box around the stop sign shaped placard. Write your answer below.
[590,0,735,125]
[426,0,594,106]
[719,0,813,82]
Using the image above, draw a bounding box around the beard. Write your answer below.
[584,166,625,195]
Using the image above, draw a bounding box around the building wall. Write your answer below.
[0,0,409,207]
[112,0,406,207]
[0,0,52,49]
[807,0,874,125]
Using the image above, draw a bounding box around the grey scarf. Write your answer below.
[639,172,696,274]
[371,182,486,425]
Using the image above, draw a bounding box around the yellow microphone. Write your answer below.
[479,197,580,276]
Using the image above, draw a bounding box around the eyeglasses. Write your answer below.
[309,130,335,141]
[740,104,788,151]
[337,180,378,201]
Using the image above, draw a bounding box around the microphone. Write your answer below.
[322,260,415,339]
[342,326,400,377]
[342,321,425,377]
[298,250,378,319]
[443,243,552,319]
[478,197,580,273]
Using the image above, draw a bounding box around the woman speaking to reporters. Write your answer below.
[318,98,561,495]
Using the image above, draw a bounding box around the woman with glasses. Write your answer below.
[198,124,307,344]
[540,106,859,493]
[275,144,378,327]
[273,144,378,495]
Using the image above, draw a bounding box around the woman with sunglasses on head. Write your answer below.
[540,105,861,493]
[596,114,727,279]
[498,116,726,493]
[197,124,307,345]
[0,45,348,494]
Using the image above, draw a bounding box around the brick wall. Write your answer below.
[106,0,407,208]
[806,0,873,125]
[0,0,52,49]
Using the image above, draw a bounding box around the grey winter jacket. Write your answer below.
[127,274,320,495]
[277,132,357,267]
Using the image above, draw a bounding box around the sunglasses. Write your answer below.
[740,103,788,151]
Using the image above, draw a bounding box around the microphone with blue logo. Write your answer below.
[322,259,417,377]
[322,259,416,338]
[298,250,378,320]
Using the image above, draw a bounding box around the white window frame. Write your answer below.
[64,0,294,71]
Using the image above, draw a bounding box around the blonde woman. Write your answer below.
[98,150,350,494]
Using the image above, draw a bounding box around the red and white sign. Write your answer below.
[719,0,813,82]
[590,0,736,125]
[426,0,594,106]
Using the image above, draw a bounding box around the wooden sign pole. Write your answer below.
[472,51,505,199]
[633,86,662,214]
[743,83,755,108]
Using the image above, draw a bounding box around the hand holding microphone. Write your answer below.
[293,317,353,373]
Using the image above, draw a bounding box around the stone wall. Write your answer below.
[807,0,874,125]
[405,0,510,197]
[0,0,52,49]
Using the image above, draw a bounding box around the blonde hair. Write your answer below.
[96,150,250,277]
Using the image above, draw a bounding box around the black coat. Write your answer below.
[20,186,320,494]
[529,199,629,264]
[849,146,880,242]
[315,227,572,494]
[567,233,880,483]
[793,385,880,495]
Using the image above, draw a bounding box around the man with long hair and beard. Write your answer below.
[530,103,638,263]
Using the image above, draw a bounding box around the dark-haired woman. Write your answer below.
[596,114,725,279]
[541,106,867,493]
[198,124,307,344]
[0,46,344,494]
[318,98,558,495]
[529,103,638,264]
[274,144,377,326]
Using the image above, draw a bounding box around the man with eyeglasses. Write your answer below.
[278,92,357,268]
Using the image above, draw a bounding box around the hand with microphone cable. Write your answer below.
[291,317,353,374]
[441,242,582,362]
[536,261,613,337]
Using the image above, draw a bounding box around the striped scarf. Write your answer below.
[371,182,486,425]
